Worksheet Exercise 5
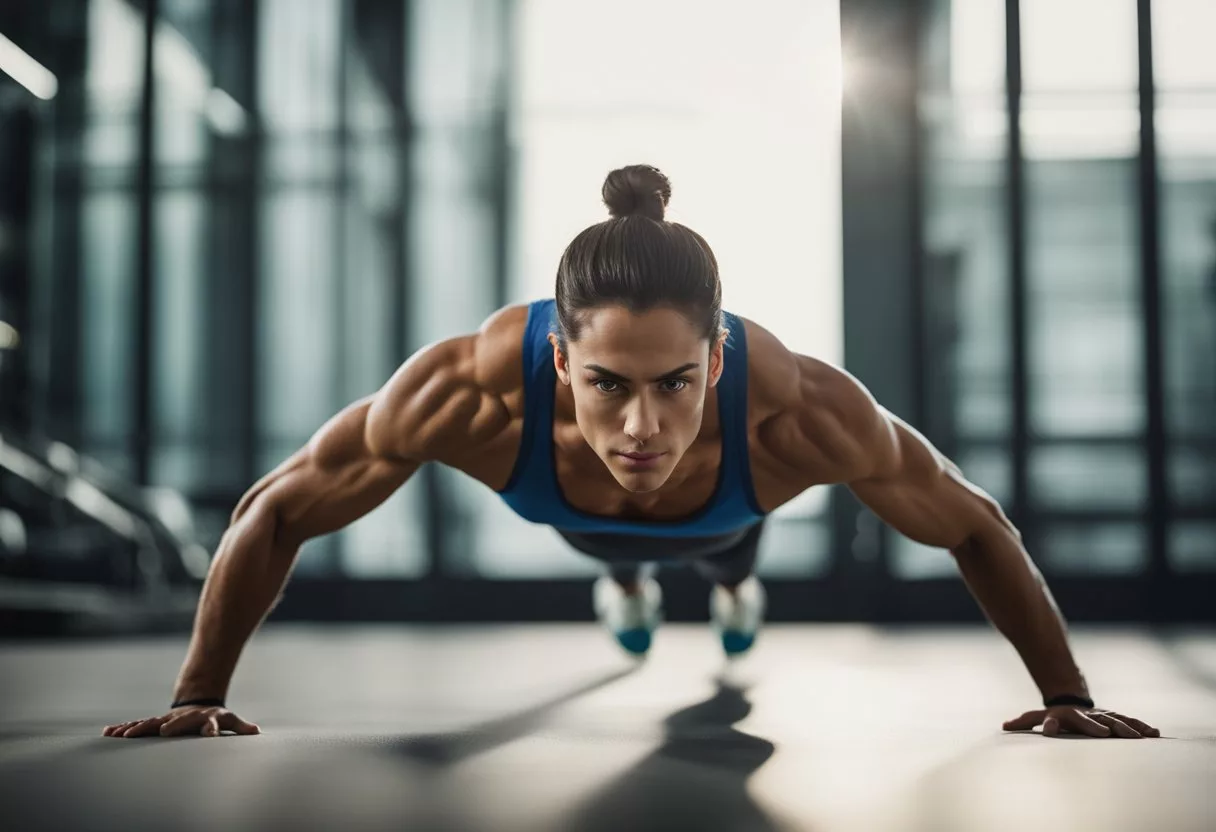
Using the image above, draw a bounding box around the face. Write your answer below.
[550,305,727,493]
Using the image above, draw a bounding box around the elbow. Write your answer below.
[953,505,1023,560]
[224,499,296,560]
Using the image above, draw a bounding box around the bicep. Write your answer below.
[230,331,507,546]
[233,397,420,548]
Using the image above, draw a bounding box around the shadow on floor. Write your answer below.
[391,664,640,766]
[554,676,789,832]
[384,665,791,831]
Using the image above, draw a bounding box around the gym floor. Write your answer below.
[1,623,1213,832]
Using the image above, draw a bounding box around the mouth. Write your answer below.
[615,451,665,469]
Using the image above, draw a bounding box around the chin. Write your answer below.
[608,462,673,493]
[614,473,667,493]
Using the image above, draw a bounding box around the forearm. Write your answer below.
[951,525,1090,702]
[172,509,299,702]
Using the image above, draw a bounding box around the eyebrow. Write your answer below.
[583,363,700,383]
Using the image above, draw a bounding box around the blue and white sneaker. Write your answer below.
[710,575,766,658]
[593,575,662,657]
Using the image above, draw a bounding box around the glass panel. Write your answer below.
[1021,0,1143,439]
[257,0,341,134]
[1169,447,1216,510]
[80,193,137,479]
[151,192,206,492]
[492,0,843,579]
[757,491,832,579]
[1025,163,1144,437]
[1029,445,1147,512]
[1170,522,1216,573]
[1154,0,1216,548]
[84,0,145,170]
[892,535,955,581]
[72,0,146,479]
[1020,0,1148,575]
[257,191,338,442]
[152,11,212,171]
[1020,0,1139,159]
[758,515,831,579]
[1039,522,1147,575]
[906,0,1009,580]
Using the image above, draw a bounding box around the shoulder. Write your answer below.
[735,316,800,414]
[366,304,530,462]
[738,316,895,483]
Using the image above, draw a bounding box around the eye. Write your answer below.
[660,379,689,393]
[592,379,621,394]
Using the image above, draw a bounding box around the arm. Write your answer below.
[170,398,418,706]
[838,393,1089,704]
[786,358,1156,737]
[172,333,503,706]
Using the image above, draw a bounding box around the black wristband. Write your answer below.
[1044,693,1094,709]
[171,697,226,709]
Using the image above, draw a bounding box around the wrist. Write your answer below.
[1043,693,1094,709]
[1040,671,1090,706]
[173,680,229,706]
[171,696,227,709]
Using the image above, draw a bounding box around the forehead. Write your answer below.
[569,306,706,362]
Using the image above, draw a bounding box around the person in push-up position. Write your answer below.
[103,165,1158,742]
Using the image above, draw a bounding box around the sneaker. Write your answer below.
[710,575,766,658]
[593,574,662,657]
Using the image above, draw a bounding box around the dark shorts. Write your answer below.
[555,520,765,586]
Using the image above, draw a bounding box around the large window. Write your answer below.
[911,0,1214,586]
[1155,0,1216,572]
[31,0,431,578]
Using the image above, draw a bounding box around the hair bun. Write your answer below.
[602,164,671,221]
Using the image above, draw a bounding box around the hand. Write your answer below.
[1002,705,1159,739]
[102,706,261,739]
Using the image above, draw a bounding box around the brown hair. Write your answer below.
[554,164,723,351]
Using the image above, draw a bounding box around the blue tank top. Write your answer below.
[495,299,765,537]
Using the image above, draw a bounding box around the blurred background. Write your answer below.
[0,0,1212,633]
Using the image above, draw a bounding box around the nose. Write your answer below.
[624,395,659,444]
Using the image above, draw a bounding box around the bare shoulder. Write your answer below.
[366,304,528,463]
[741,317,894,487]
[791,355,896,479]
[737,317,801,414]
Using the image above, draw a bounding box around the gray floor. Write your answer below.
[1,623,1213,832]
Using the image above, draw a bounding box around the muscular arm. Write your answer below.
[173,334,502,704]
[789,358,1089,703]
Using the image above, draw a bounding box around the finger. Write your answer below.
[102,721,137,737]
[159,713,202,737]
[1062,710,1111,738]
[125,716,172,738]
[119,720,153,738]
[220,713,261,736]
[1003,709,1046,732]
[1111,714,1159,738]
[1092,713,1142,739]
[1042,716,1062,737]
[202,715,220,737]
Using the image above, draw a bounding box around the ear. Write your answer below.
[548,332,571,385]
[707,327,728,388]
